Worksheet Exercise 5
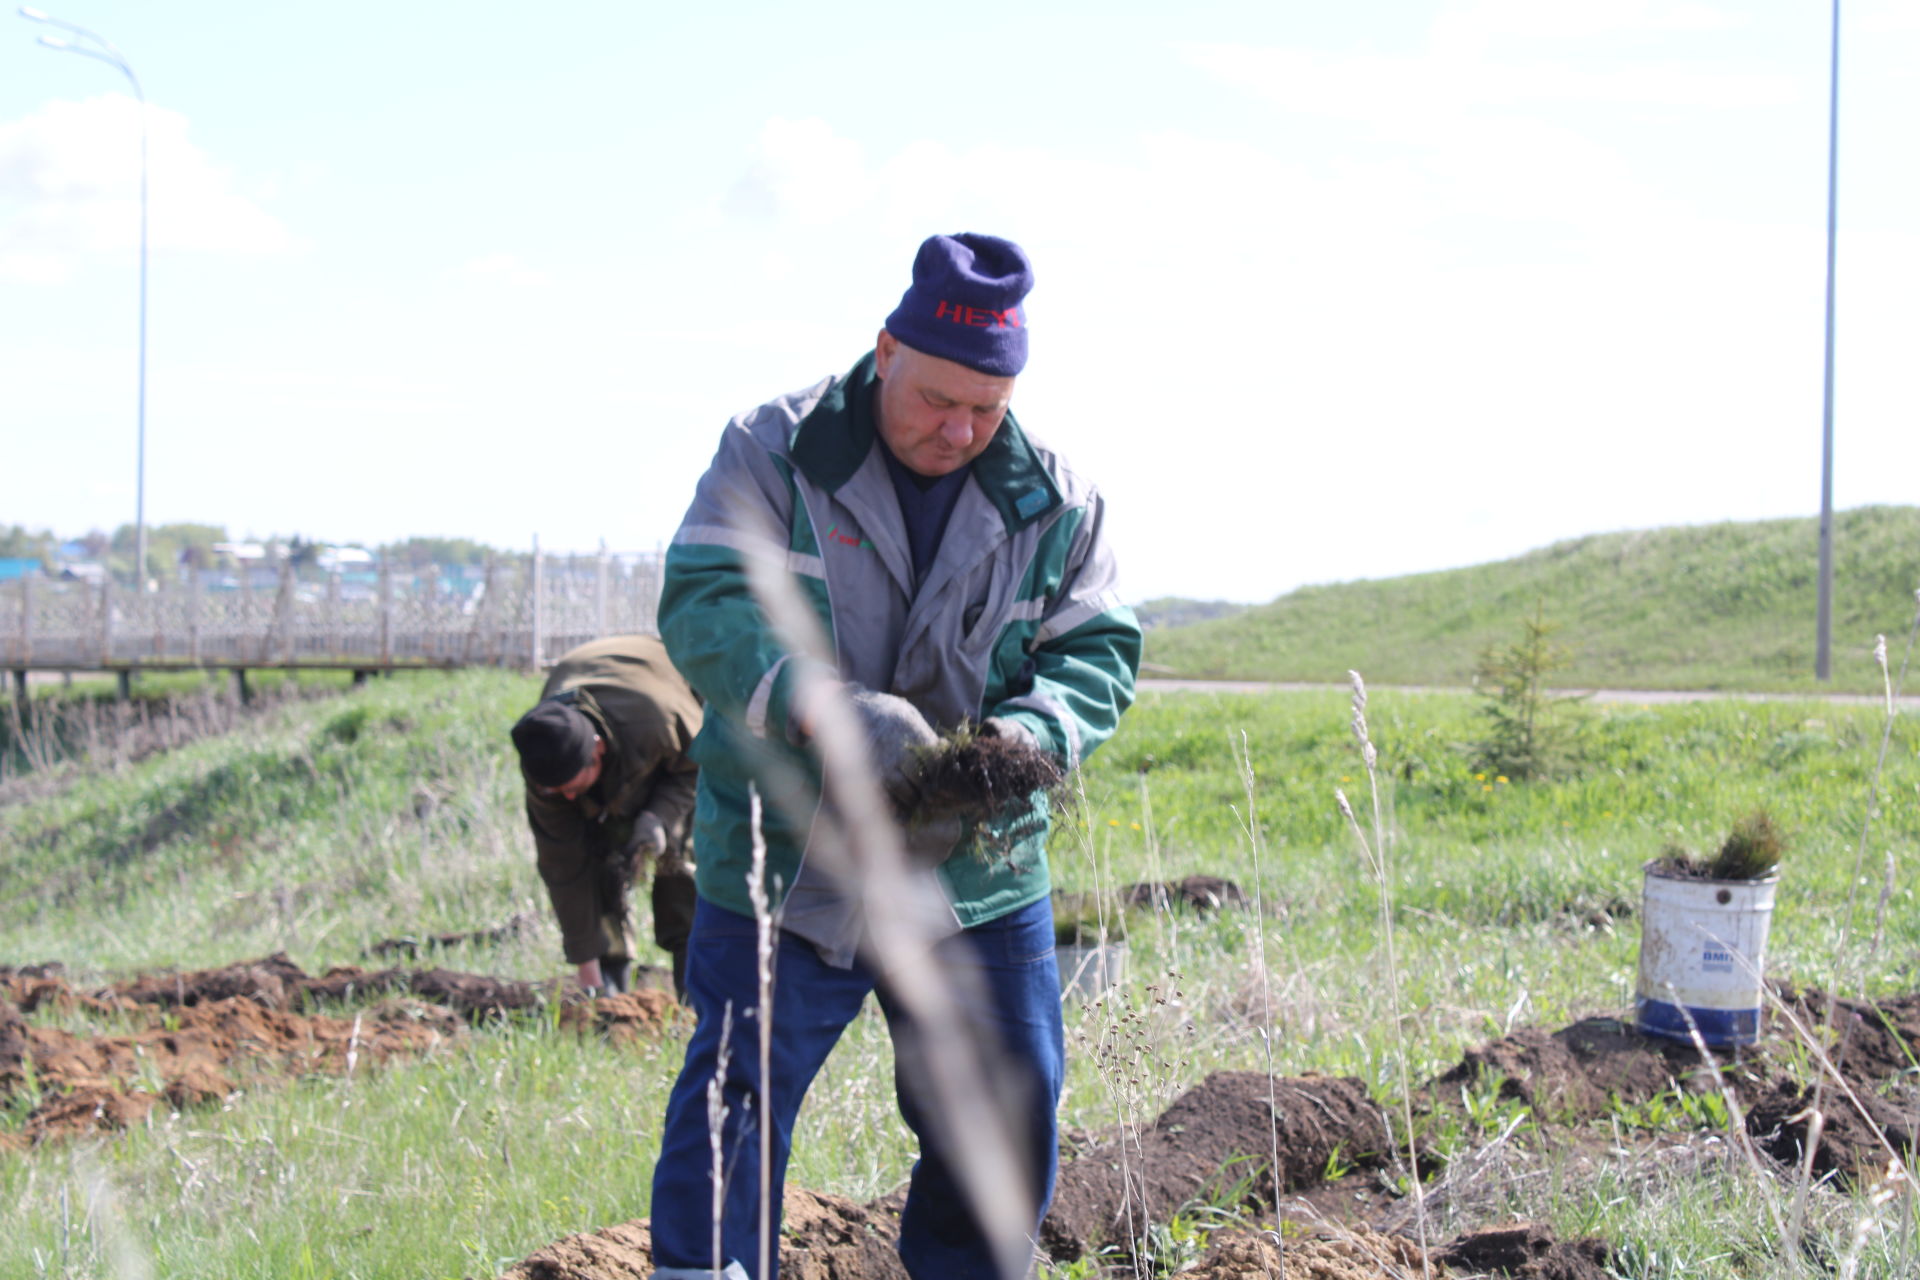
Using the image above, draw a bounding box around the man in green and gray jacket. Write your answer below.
[646,234,1140,1280]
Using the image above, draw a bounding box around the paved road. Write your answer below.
[1138,678,1920,709]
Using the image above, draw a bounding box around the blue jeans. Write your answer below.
[648,895,1064,1280]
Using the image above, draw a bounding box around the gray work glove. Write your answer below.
[980,715,1040,752]
[847,689,938,809]
[624,812,668,861]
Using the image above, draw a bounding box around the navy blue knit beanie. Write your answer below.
[884,233,1033,377]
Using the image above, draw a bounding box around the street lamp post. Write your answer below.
[20,6,149,592]
[1815,0,1841,681]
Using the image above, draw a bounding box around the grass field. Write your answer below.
[3,658,1916,1277]
[1144,504,1920,695]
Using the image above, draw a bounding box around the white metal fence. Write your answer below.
[1,548,662,672]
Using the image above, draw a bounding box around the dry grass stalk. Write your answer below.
[747,786,775,1280]
[1662,987,1790,1240]
[1840,1161,1911,1280]
[1338,670,1431,1277]
[706,1000,735,1276]
[1230,729,1282,1280]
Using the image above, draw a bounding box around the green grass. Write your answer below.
[2,672,1916,1277]
[1,668,357,782]
[1145,504,1920,694]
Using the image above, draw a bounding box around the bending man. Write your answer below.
[510,634,702,998]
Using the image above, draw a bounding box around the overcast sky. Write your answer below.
[3,1,1916,603]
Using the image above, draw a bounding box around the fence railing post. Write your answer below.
[530,535,544,670]
[18,577,33,666]
[379,560,394,666]
[595,539,609,640]
[99,576,115,666]
[147,571,164,664]
[327,570,342,657]
[189,567,202,666]
[275,559,296,664]
[239,566,256,662]
[424,564,440,660]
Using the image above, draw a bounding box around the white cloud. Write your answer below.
[726,117,874,224]
[1434,0,1744,45]
[444,253,551,288]
[1859,0,1920,32]
[0,94,301,283]
[1181,42,1795,126]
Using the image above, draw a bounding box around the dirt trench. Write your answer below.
[0,955,680,1149]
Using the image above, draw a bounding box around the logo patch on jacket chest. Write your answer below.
[824,523,875,551]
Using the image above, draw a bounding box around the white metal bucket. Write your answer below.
[1058,938,1128,1000]
[1635,865,1778,1046]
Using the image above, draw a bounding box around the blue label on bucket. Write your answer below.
[1636,997,1759,1046]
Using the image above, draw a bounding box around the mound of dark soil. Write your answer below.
[366,911,542,958]
[1433,989,1920,1185]
[1438,1223,1613,1280]
[1187,1225,1447,1279]
[1776,986,1920,1085]
[1122,875,1249,912]
[557,990,683,1044]
[1429,1016,1690,1123]
[1745,1079,1918,1182]
[109,952,567,1023]
[496,1188,905,1280]
[1041,1072,1390,1260]
[497,1219,656,1280]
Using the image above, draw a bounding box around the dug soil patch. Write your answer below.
[0,954,679,1149]
[490,984,1917,1278]
[1041,1072,1390,1260]
[495,1188,905,1280]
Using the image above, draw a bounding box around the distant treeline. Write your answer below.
[2,522,511,582]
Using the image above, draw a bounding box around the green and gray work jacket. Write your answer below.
[523,635,702,964]
[660,352,1141,963]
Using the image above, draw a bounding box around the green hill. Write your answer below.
[1144,505,1920,694]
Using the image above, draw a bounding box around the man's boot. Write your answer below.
[670,945,688,1004]
[600,956,631,995]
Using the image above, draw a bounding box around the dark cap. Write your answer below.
[883,233,1033,376]
[510,698,598,787]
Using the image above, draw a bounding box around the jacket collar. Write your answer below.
[790,351,1062,534]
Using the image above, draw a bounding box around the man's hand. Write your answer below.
[980,716,1039,752]
[848,689,938,807]
[626,812,668,861]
